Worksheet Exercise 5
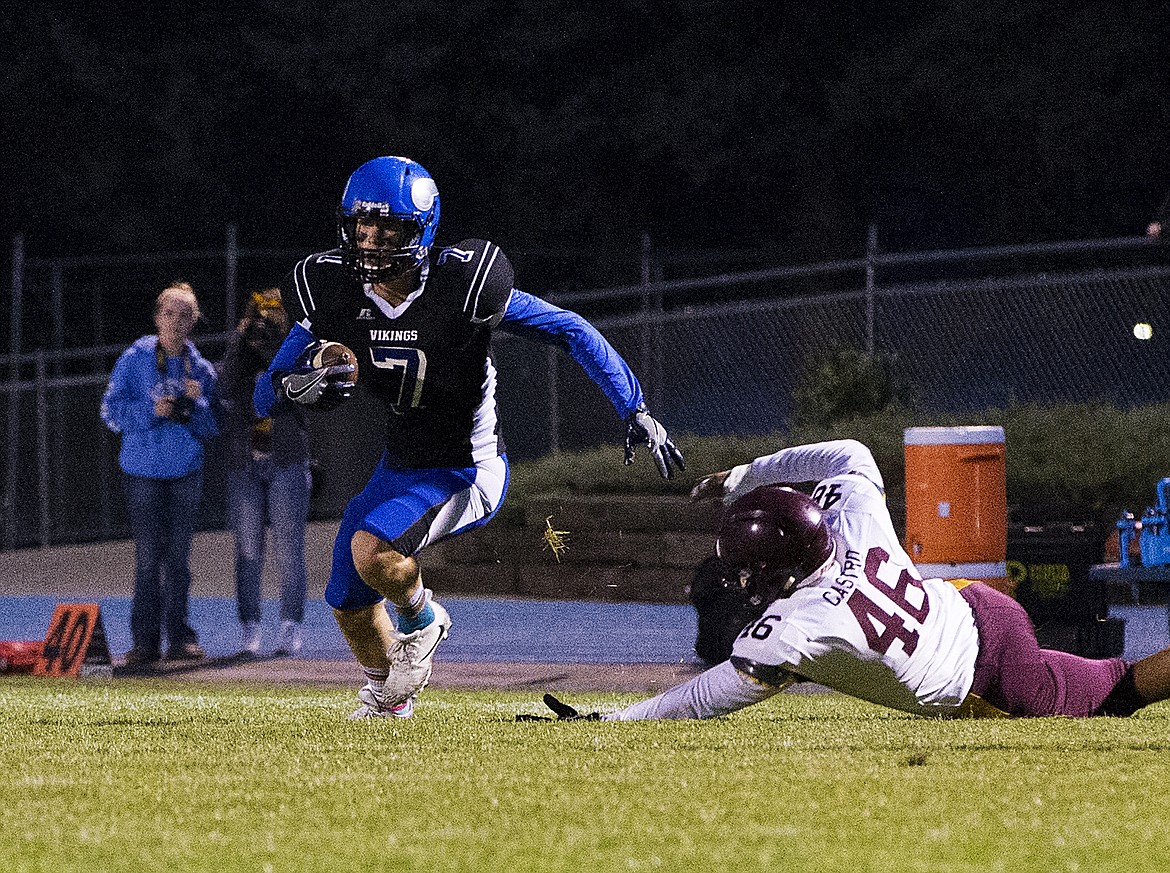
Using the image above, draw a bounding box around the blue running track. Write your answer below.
[1,596,1166,663]
[0,595,702,664]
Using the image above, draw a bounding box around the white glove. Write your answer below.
[624,404,685,479]
[279,363,355,408]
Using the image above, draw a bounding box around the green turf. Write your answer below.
[2,679,1168,873]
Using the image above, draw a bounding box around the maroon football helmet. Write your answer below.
[716,485,835,595]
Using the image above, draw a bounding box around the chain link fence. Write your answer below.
[4,234,1170,549]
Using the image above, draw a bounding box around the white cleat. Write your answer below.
[274,620,303,656]
[384,596,451,706]
[349,684,415,719]
[239,621,261,658]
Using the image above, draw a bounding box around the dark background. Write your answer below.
[4,1,1170,548]
[4,1,1169,283]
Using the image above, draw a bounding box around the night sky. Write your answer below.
[4,1,1170,346]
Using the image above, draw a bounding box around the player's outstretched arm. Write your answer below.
[723,439,884,503]
[500,291,684,478]
[606,660,782,720]
[516,662,784,723]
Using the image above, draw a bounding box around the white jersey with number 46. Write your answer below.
[607,440,981,721]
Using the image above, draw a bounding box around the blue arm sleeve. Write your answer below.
[100,349,155,435]
[499,291,643,419]
[187,362,220,440]
[253,321,317,416]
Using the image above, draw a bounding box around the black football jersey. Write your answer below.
[280,240,514,469]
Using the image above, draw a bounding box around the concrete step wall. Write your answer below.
[424,496,722,604]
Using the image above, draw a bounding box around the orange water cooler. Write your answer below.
[903,425,1010,591]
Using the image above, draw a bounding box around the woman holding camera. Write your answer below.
[217,288,312,658]
[101,281,220,667]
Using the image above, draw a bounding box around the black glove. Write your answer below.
[279,362,355,409]
[624,404,685,479]
[516,693,602,722]
[312,381,353,411]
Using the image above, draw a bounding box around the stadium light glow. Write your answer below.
[1134,322,1154,340]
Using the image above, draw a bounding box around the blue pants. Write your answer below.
[228,456,311,625]
[326,455,509,611]
[122,470,203,653]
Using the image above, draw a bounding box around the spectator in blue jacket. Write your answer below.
[101,281,220,667]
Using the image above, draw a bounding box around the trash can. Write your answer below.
[904,425,1007,585]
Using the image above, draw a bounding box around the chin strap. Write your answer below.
[783,541,839,596]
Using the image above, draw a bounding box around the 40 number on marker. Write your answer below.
[34,603,106,677]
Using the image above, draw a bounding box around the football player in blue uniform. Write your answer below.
[255,155,684,718]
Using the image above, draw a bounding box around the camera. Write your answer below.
[244,315,282,353]
[169,395,195,424]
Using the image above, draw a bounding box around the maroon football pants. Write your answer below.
[959,582,1129,717]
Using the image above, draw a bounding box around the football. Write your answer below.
[308,340,359,386]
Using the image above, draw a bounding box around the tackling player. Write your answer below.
[255,155,684,718]
[526,439,1170,721]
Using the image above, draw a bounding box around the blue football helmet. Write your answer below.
[338,156,440,282]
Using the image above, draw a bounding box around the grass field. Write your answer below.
[3,678,1169,873]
